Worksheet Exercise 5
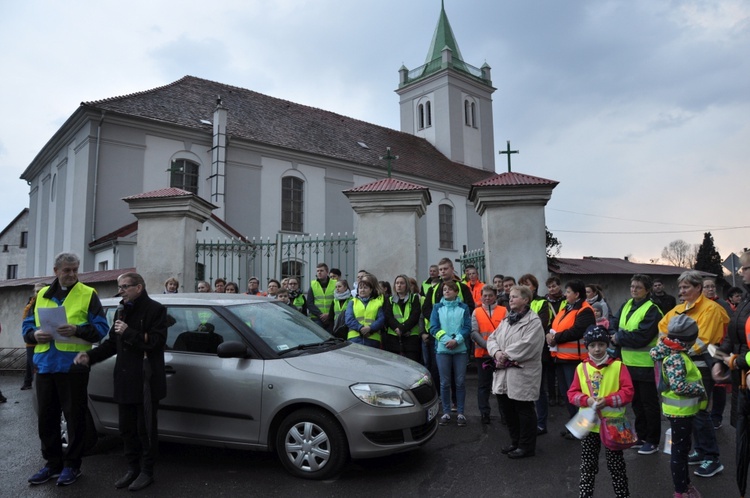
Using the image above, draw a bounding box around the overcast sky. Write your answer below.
[1,0,748,262]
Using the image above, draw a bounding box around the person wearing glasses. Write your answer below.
[75,272,168,492]
[22,252,109,487]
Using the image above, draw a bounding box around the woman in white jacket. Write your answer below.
[487,285,544,459]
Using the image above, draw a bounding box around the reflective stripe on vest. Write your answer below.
[34,283,95,353]
[619,299,661,368]
[577,361,626,432]
[348,296,384,342]
[388,295,420,337]
[551,301,593,361]
[661,352,706,416]
[310,279,336,319]
[333,298,350,320]
[473,306,506,358]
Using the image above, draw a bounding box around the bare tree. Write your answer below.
[661,239,696,268]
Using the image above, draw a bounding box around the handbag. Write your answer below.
[582,361,638,450]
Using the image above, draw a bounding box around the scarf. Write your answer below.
[506,306,530,325]
[588,351,609,366]
[334,289,350,300]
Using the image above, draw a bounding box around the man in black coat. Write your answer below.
[75,272,168,492]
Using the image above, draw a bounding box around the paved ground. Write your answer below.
[0,370,741,497]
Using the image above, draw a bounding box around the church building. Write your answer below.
[20,4,499,283]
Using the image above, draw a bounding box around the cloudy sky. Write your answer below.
[1,0,748,262]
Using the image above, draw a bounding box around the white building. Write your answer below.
[0,209,29,280]
[20,4,498,282]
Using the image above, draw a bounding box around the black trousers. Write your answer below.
[631,379,661,445]
[36,370,90,469]
[496,394,537,452]
[119,401,160,475]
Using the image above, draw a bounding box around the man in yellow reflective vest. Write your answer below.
[307,263,336,329]
[22,252,108,487]
[610,274,663,456]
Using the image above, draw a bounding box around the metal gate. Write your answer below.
[195,233,356,291]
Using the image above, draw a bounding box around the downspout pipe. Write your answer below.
[91,111,105,242]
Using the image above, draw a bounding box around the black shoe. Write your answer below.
[481,414,491,425]
[115,470,139,489]
[501,445,518,454]
[563,431,577,441]
[128,473,153,492]
[537,426,548,435]
[0,394,6,403]
[508,448,535,459]
[20,384,32,391]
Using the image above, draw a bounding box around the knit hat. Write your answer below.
[667,314,699,343]
[583,325,610,347]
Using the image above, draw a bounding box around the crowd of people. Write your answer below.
[14,249,750,497]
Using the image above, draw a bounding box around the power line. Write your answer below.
[548,208,732,228]
[551,225,750,235]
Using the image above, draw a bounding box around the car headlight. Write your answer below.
[350,383,415,408]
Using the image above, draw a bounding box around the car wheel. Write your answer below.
[275,408,349,480]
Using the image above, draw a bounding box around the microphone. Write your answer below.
[116,304,125,321]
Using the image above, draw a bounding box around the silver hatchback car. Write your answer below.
[86,293,439,479]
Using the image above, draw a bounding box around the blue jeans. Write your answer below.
[556,362,579,418]
[437,352,467,415]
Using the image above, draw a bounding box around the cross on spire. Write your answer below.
[380,147,399,178]
[498,140,519,172]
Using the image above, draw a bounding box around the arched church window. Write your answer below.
[281,176,304,233]
[418,104,425,129]
[471,102,477,128]
[426,101,432,127]
[464,100,470,126]
[439,204,454,250]
[170,159,199,194]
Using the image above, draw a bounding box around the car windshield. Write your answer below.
[227,302,334,353]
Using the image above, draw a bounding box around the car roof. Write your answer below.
[100,293,274,307]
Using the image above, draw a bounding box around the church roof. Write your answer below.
[81,76,494,189]
[425,1,464,63]
[122,187,194,200]
[471,171,559,187]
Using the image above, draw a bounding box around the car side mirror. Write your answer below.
[217,341,251,359]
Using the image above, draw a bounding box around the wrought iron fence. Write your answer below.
[195,233,356,291]
[458,246,486,282]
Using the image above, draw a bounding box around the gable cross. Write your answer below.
[498,140,519,172]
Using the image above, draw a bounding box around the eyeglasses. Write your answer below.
[118,284,136,290]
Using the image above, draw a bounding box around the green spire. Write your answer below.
[425,0,464,63]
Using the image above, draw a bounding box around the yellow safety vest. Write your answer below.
[577,361,626,433]
[310,279,336,319]
[661,352,706,417]
[347,295,384,342]
[34,283,96,353]
[619,299,661,368]
[388,295,420,337]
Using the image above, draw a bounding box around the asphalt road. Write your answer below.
[0,370,741,497]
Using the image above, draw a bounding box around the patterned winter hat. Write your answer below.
[583,325,610,347]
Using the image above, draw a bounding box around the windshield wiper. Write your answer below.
[277,337,344,356]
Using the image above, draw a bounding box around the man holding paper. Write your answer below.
[22,252,108,487]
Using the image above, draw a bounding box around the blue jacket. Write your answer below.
[344,296,386,333]
[429,298,471,354]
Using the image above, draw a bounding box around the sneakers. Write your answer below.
[438,413,451,426]
[688,450,703,465]
[457,414,467,427]
[56,467,82,486]
[638,442,659,455]
[713,421,722,430]
[481,413,490,425]
[28,466,61,485]
[694,460,724,478]
[631,439,645,449]
[450,403,458,412]
[675,485,703,498]
[20,384,33,391]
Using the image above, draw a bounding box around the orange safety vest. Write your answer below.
[467,281,484,306]
[551,301,594,361]
[474,306,507,358]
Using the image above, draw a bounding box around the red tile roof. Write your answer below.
[89,221,138,248]
[82,76,495,189]
[123,187,194,200]
[344,177,429,193]
[472,171,558,187]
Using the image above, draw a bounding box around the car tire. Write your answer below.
[275,408,349,480]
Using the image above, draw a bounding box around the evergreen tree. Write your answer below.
[694,232,724,280]
[546,227,561,259]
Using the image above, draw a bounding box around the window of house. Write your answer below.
[98,261,109,271]
[2,244,7,252]
[170,159,199,194]
[281,261,304,287]
[281,176,304,233]
[6,264,18,279]
[439,205,454,250]
[20,231,28,248]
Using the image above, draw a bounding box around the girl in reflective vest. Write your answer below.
[568,326,634,498]
[344,273,385,348]
[328,279,352,338]
[383,275,422,363]
[650,314,706,498]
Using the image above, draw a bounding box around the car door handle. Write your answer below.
[165,365,177,375]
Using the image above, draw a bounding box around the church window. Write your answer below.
[439,204,454,250]
[170,159,199,194]
[418,104,425,129]
[464,100,470,126]
[426,101,432,127]
[470,102,477,128]
[281,176,304,233]
[464,100,477,127]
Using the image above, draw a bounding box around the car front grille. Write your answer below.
[410,382,437,406]
[363,417,438,446]
[411,417,437,441]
